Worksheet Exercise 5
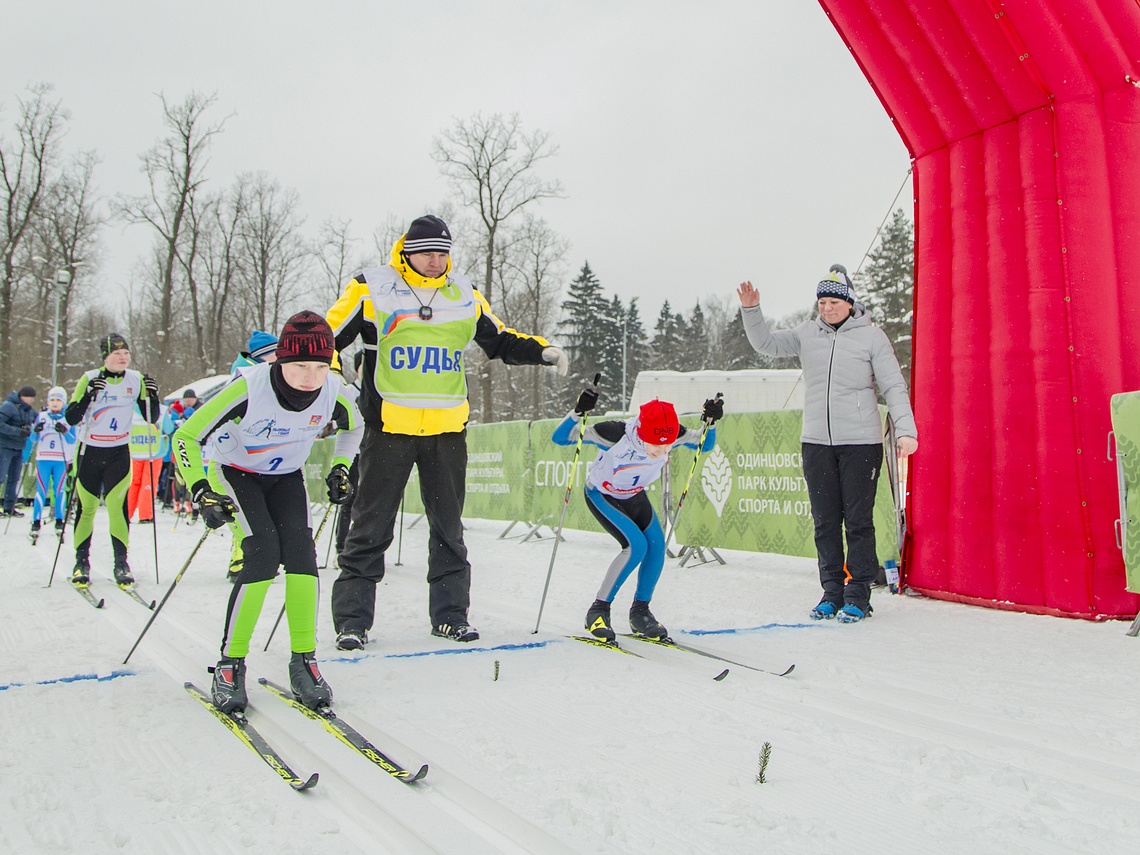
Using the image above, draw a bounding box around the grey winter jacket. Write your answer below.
[0,390,37,452]
[741,303,917,446]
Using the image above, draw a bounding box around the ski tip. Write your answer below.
[183,681,194,689]
[294,772,319,791]
[257,677,268,685]
[781,664,796,677]
[95,599,105,608]
[713,668,730,681]
[409,764,429,783]
[147,600,156,610]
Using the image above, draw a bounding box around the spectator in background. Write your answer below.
[0,385,38,517]
[161,388,199,514]
[230,329,279,373]
[127,402,166,524]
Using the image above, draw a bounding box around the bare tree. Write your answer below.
[315,217,360,307]
[115,91,226,371]
[0,84,66,388]
[26,151,103,387]
[498,215,567,419]
[197,178,248,372]
[431,113,563,418]
[235,172,309,330]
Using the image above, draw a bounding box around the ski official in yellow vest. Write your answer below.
[326,215,568,647]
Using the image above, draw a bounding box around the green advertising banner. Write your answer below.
[673,410,900,564]
[464,420,531,522]
[528,417,605,534]
[1110,392,1140,593]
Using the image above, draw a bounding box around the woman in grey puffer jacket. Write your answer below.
[737,267,917,622]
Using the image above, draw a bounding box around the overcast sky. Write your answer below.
[7,0,911,330]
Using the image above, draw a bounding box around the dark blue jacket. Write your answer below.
[0,391,37,452]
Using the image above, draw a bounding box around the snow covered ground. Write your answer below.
[2,505,1139,854]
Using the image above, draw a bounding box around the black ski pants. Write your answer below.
[330,427,469,632]
[802,442,882,611]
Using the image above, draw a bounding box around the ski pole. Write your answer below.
[394,492,404,566]
[319,504,339,571]
[263,502,336,652]
[533,373,600,634]
[123,527,212,664]
[145,394,161,585]
[663,393,722,559]
[47,417,92,588]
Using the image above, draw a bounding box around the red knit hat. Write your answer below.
[276,311,335,365]
[637,399,680,445]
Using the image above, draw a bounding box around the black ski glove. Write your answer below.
[192,482,236,529]
[33,420,45,434]
[326,464,354,505]
[143,374,159,397]
[54,420,69,434]
[702,397,724,424]
[87,376,106,397]
[19,424,31,437]
[574,388,598,415]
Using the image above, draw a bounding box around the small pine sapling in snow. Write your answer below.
[756,742,772,784]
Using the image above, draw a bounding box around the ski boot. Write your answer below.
[629,599,669,641]
[113,558,134,586]
[211,657,248,716]
[289,652,333,711]
[335,628,368,651]
[431,621,480,642]
[585,599,616,642]
[29,519,40,545]
[71,556,91,586]
[55,518,65,534]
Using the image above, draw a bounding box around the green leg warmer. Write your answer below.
[72,482,99,556]
[104,468,132,554]
[221,578,272,659]
[285,574,318,654]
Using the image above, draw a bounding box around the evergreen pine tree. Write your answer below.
[596,295,626,402]
[856,208,914,380]
[722,310,763,370]
[622,298,649,410]
[683,302,709,370]
[558,262,613,407]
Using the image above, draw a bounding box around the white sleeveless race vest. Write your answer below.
[209,364,335,475]
[82,369,143,448]
[33,413,74,462]
[586,420,671,499]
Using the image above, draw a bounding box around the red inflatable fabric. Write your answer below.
[818,0,1140,618]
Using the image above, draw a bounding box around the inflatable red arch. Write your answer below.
[818,1,1140,618]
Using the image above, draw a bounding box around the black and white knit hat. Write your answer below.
[403,215,452,255]
[816,264,855,305]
